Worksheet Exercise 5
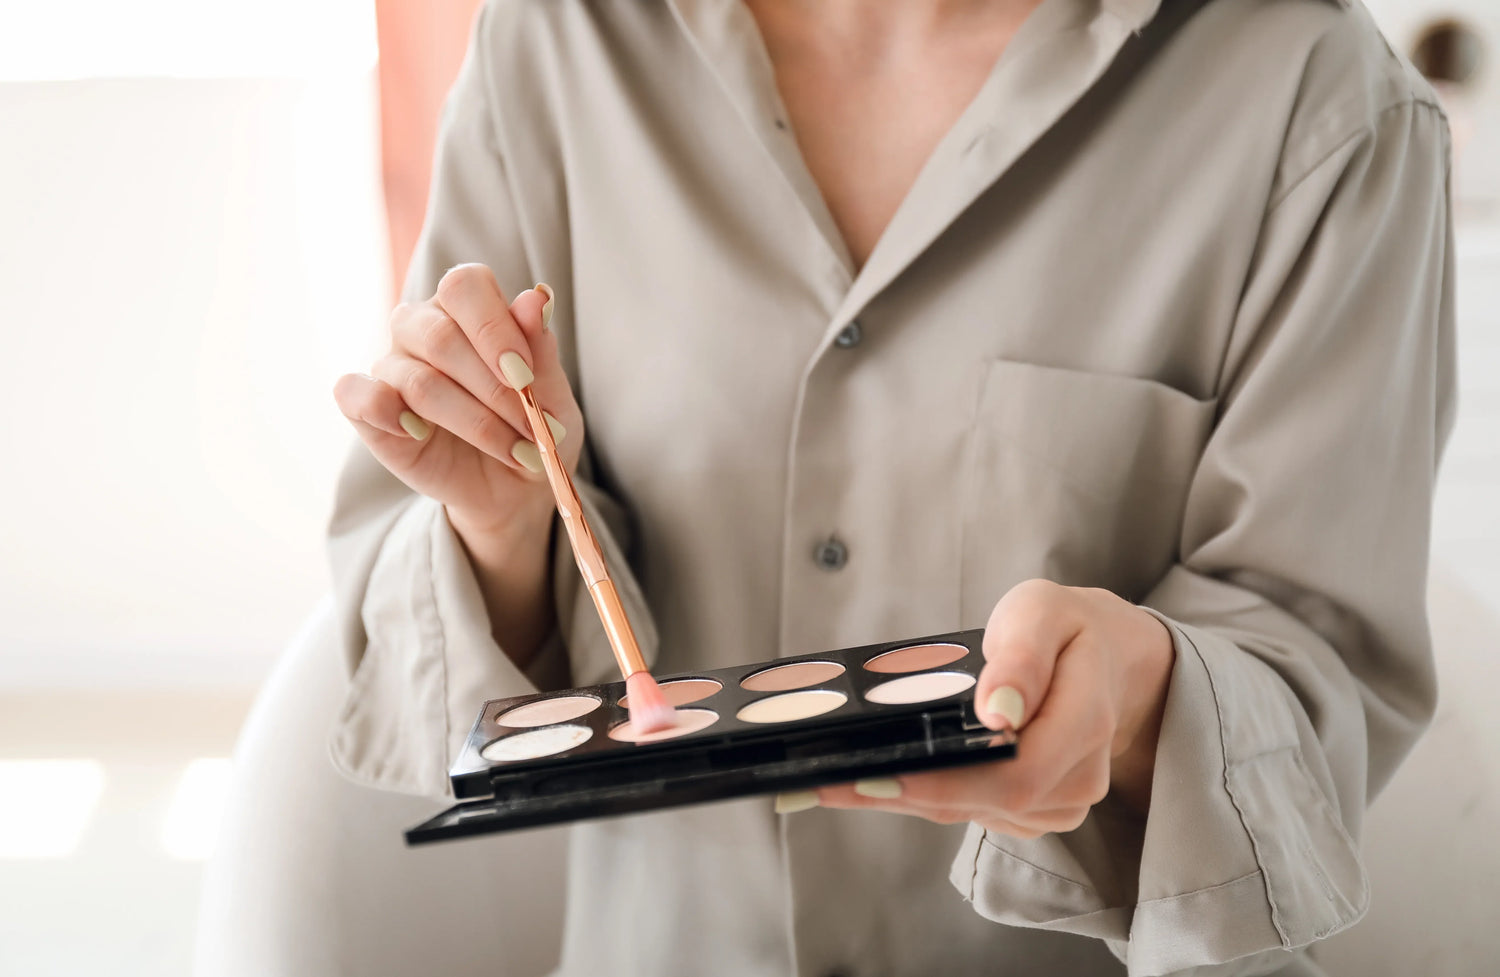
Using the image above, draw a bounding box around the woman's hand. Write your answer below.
[805,580,1176,836]
[333,265,583,660]
[333,264,581,553]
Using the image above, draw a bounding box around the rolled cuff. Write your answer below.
[329,497,552,800]
[951,613,1367,975]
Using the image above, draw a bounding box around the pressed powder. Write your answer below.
[740,660,845,692]
[496,694,601,728]
[736,689,847,724]
[864,671,976,705]
[609,708,720,744]
[863,642,969,674]
[619,678,722,709]
[481,724,594,762]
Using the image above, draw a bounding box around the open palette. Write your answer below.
[406,627,1015,844]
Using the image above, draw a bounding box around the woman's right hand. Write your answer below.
[333,264,583,562]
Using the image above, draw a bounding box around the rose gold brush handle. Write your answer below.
[516,385,649,679]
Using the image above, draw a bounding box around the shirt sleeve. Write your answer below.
[952,94,1457,975]
[325,2,657,800]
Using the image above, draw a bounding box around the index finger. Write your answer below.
[433,263,536,390]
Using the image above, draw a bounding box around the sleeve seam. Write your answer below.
[1159,619,1291,947]
[975,834,1095,891]
[1267,97,1445,215]
[1135,869,1263,909]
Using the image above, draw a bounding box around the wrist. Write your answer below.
[445,500,553,566]
[1108,609,1176,812]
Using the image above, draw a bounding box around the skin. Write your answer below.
[332,268,576,669]
[334,0,1176,834]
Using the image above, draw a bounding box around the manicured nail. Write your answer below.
[773,791,819,814]
[499,351,534,389]
[853,778,902,799]
[398,411,430,441]
[510,440,543,473]
[535,282,555,330]
[985,686,1025,729]
[543,411,566,445]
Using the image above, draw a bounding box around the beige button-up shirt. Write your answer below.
[326,0,1456,974]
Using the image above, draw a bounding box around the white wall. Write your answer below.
[0,74,388,687]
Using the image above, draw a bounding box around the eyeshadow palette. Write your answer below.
[405,627,1015,844]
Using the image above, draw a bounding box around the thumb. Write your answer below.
[974,580,1080,733]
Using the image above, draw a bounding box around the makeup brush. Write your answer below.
[514,383,676,734]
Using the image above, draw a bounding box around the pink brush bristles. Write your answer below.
[625,672,676,733]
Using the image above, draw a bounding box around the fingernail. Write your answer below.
[985,686,1025,729]
[510,440,543,473]
[535,282,555,330]
[499,351,534,389]
[398,411,430,441]
[543,411,566,445]
[773,790,820,814]
[853,778,902,799]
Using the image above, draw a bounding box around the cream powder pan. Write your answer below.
[864,671,976,705]
[736,689,847,724]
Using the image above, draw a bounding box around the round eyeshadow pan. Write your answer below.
[496,694,602,728]
[736,689,848,724]
[739,660,846,692]
[480,724,593,762]
[864,671,977,705]
[862,642,969,674]
[609,708,721,744]
[619,678,722,709]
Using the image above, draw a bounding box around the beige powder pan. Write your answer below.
[736,689,847,724]
[496,694,602,728]
[619,678,722,709]
[609,708,720,744]
[740,660,845,692]
[863,642,969,674]
[864,671,976,705]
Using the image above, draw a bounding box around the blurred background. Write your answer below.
[0,1,1496,974]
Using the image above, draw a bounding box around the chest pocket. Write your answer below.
[960,358,1216,625]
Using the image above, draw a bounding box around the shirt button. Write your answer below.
[834,320,863,348]
[813,538,848,571]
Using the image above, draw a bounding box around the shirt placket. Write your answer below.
[668,2,1159,974]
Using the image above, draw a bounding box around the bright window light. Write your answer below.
[160,758,234,861]
[0,0,377,82]
[0,760,106,858]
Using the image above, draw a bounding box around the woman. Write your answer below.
[329,0,1455,973]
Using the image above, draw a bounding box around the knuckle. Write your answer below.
[1051,807,1090,834]
[402,365,441,404]
[468,410,505,449]
[435,263,490,303]
[421,314,464,359]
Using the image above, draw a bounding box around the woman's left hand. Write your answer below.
[803,579,1176,837]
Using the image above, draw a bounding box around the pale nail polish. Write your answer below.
[985,686,1026,729]
[499,351,534,389]
[398,411,430,441]
[511,440,543,473]
[773,790,820,814]
[543,411,566,444]
[536,282,555,330]
[853,778,903,799]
